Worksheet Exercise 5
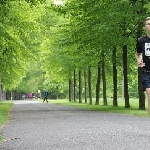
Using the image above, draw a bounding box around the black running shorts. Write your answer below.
[142,72,150,91]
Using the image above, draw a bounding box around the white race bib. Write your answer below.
[145,43,150,56]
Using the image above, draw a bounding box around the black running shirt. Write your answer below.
[136,35,150,71]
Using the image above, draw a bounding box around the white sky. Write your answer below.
[53,0,64,5]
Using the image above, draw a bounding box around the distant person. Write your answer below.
[38,90,41,100]
[32,92,35,99]
[29,92,33,99]
[22,94,25,100]
[43,91,48,103]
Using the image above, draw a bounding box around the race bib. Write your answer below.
[145,43,150,56]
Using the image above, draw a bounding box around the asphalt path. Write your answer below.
[0,100,150,150]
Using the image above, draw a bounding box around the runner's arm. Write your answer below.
[135,53,145,67]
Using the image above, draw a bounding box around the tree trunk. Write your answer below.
[131,0,145,109]
[69,79,72,101]
[79,69,82,103]
[102,52,107,106]
[74,69,76,101]
[0,83,6,101]
[19,93,22,100]
[56,86,59,99]
[138,67,145,109]
[95,61,101,105]
[137,22,145,110]
[12,91,15,100]
[112,47,118,106]
[6,91,11,100]
[123,45,130,108]
[88,66,92,105]
[137,22,145,109]
[84,71,87,103]
[12,91,20,100]
[0,83,2,101]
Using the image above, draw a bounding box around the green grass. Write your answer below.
[49,98,149,117]
[0,100,13,143]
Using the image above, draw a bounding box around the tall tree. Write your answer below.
[123,45,130,108]
[88,66,92,105]
[84,70,87,103]
[79,69,82,103]
[102,51,107,106]
[74,69,76,101]
[112,47,118,106]
[95,61,101,105]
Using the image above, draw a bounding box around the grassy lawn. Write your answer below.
[0,100,13,143]
[49,98,149,117]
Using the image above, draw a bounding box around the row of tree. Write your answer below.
[0,0,67,100]
[40,0,149,109]
[0,0,150,110]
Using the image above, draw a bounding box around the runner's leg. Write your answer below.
[43,97,45,102]
[146,88,150,117]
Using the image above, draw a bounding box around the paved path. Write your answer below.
[0,100,150,150]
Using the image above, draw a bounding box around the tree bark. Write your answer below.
[137,22,145,110]
[74,69,76,101]
[123,45,130,108]
[138,68,145,109]
[0,83,6,101]
[95,61,101,105]
[0,83,2,101]
[84,71,87,103]
[6,91,11,100]
[112,47,118,106]
[69,79,72,101]
[131,0,145,110]
[79,69,82,103]
[102,52,107,106]
[0,83,3,101]
[88,66,92,105]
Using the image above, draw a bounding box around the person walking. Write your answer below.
[135,17,150,117]
[29,92,33,100]
[37,90,41,100]
[43,91,48,103]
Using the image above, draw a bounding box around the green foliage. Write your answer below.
[1,0,150,102]
[25,0,46,5]
[29,0,142,100]
[0,0,47,90]
[14,61,44,93]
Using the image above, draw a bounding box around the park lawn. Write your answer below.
[0,100,13,143]
[49,98,148,117]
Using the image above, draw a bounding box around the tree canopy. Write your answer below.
[1,0,150,103]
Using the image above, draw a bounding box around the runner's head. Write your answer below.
[145,17,150,35]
